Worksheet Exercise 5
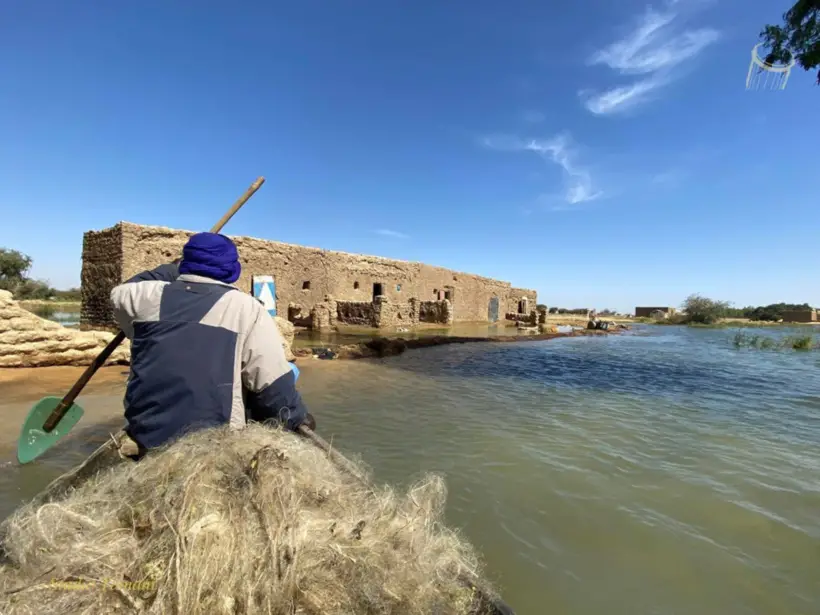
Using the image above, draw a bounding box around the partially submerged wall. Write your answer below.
[373,297,416,329]
[334,298,452,329]
[508,288,536,317]
[505,310,538,325]
[81,222,537,330]
[418,300,452,325]
[336,301,377,327]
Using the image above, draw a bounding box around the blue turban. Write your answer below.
[178,232,241,284]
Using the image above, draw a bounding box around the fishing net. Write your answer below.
[0,425,497,614]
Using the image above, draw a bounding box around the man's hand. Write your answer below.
[302,413,316,431]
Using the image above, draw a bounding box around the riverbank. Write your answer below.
[637,317,820,328]
[17,300,81,309]
[295,328,616,360]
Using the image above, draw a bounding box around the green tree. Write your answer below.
[681,294,731,325]
[53,287,82,301]
[0,247,57,300]
[0,248,33,290]
[723,306,748,319]
[760,0,820,84]
[13,278,55,300]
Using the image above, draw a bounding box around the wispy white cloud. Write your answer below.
[588,9,719,75]
[580,77,665,115]
[374,229,409,239]
[580,6,719,115]
[481,133,603,206]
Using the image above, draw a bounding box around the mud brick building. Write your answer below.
[635,306,676,319]
[81,222,537,331]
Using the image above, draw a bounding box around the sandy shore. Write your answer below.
[16,300,81,310]
[0,365,129,403]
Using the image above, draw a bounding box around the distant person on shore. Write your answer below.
[109,231,314,456]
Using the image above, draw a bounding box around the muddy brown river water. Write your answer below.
[2,325,819,614]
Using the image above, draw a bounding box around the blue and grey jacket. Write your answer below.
[109,264,308,450]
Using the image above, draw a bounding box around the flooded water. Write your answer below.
[291,320,568,349]
[1,325,819,614]
[29,303,81,328]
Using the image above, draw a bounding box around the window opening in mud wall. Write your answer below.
[518,298,528,314]
[302,281,311,290]
[354,281,360,290]
[373,283,383,300]
[433,288,439,299]
[444,286,454,303]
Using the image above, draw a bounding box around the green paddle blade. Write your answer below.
[17,396,85,464]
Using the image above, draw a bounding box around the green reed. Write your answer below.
[732,332,817,351]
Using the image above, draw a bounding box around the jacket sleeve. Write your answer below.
[124,263,180,284]
[109,264,177,339]
[109,283,139,339]
[241,303,308,431]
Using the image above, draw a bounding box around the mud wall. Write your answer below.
[336,301,376,327]
[371,297,415,329]
[81,222,538,329]
[634,306,675,318]
[506,311,538,325]
[418,300,452,324]
[507,288,537,316]
[782,310,817,323]
[80,224,123,330]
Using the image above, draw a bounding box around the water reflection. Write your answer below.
[292,322,550,348]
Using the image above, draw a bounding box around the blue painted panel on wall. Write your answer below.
[252,275,276,317]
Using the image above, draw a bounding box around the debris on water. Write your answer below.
[312,347,337,360]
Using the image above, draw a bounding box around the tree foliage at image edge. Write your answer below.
[760,0,820,82]
[0,247,79,301]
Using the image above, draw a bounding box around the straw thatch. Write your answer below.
[0,425,496,614]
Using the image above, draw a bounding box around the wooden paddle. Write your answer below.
[16,177,266,465]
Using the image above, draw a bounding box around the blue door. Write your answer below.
[252,275,277,317]
[488,297,499,322]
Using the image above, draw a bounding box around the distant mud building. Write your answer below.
[782,309,817,323]
[81,222,537,331]
[635,306,676,319]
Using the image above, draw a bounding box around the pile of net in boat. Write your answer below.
[0,424,497,614]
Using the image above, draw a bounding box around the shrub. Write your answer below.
[681,294,730,325]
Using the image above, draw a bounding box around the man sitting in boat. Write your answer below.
[109,231,315,456]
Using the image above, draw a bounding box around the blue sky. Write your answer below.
[0,0,816,313]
